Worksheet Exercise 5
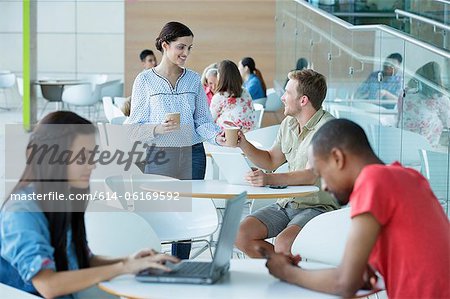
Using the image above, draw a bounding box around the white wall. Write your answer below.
[0,0,124,81]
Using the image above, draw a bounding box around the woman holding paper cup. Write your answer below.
[126,21,222,259]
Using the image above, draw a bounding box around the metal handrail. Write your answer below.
[293,0,450,59]
[395,9,450,32]
[432,0,450,5]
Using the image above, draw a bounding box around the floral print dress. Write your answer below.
[210,89,256,132]
[397,92,450,147]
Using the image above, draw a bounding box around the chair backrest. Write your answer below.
[113,96,128,110]
[0,73,16,89]
[245,124,280,149]
[102,96,115,122]
[110,116,127,124]
[62,83,96,106]
[85,202,161,257]
[102,96,125,122]
[127,174,219,241]
[253,103,265,129]
[265,88,283,111]
[101,81,123,98]
[419,149,449,214]
[16,77,23,97]
[370,125,432,167]
[253,97,267,107]
[291,208,351,266]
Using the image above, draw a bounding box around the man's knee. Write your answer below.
[274,225,301,255]
[235,217,267,249]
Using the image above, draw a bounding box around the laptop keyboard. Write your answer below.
[171,262,211,276]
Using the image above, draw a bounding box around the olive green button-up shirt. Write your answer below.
[273,108,339,211]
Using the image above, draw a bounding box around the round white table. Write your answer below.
[139,179,319,199]
[98,259,338,299]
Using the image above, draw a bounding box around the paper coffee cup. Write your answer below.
[225,127,239,147]
[166,112,180,129]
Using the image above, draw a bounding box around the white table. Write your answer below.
[0,283,41,299]
[140,179,319,199]
[98,259,338,299]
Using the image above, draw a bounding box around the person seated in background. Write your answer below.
[265,119,450,298]
[238,57,267,100]
[140,49,158,70]
[0,111,178,298]
[285,57,309,88]
[295,57,309,71]
[397,61,450,147]
[210,60,256,133]
[227,69,339,258]
[201,64,218,106]
[354,53,403,101]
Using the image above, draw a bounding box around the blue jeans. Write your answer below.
[144,143,206,259]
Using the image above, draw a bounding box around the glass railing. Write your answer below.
[397,0,449,50]
[276,0,450,216]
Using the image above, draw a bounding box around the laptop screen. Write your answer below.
[211,192,246,270]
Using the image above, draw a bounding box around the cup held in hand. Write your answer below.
[224,127,239,147]
[165,112,180,130]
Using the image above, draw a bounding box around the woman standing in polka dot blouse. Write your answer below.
[126,21,222,259]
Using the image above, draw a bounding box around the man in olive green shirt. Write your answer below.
[235,69,339,258]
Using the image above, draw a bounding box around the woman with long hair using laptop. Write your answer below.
[0,111,178,298]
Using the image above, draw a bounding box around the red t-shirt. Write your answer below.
[350,162,450,299]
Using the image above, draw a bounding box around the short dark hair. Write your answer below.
[140,49,155,61]
[387,53,403,64]
[287,69,327,111]
[155,21,194,52]
[311,119,375,158]
[216,60,243,97]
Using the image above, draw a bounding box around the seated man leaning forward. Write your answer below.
[265,119,450,298]
[233,69,340,257]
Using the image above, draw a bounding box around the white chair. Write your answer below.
[291,208,351,266]
[113,96,129,111]
[85,202,161,257]
[245,124,280,150]
[101,81,123,99]
[108,174,219,258]
[102,96,125,122]
[253,103,265,129]
[110,116,127,124]
[63,80,121,120]
[253,97,267,106]
[265,88,283,112]
[0,73,16,110]
[419,149,449,216]
[369,125,432,168]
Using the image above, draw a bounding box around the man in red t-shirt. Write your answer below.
[264,119,450,298]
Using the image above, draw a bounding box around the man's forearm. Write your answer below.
[240,141,279,171]
[265,169,317,186]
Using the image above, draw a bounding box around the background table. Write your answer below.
[140,179,319,199]
[33,80,88,110]
[98,259,338,299]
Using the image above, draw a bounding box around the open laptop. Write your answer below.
[135,192,246,284]
[210,152,252,185]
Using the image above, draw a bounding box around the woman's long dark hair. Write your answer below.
[241,57,267,97]
[7,111,96,271]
